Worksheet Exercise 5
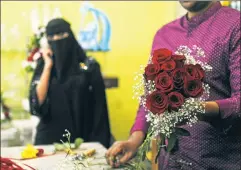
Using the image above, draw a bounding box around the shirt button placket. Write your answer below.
[187,25,192,44]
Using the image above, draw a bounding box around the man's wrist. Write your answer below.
[128,131,145,148]
[204,101,219,117]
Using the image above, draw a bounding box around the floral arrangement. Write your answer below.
[132,45,212,169]
[22,26,45,73]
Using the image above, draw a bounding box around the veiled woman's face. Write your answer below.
[47,32,69,42]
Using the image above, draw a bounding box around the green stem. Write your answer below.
[134,127,154,169]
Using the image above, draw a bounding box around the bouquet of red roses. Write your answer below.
[132,46,212,168]
[145,48,205,116]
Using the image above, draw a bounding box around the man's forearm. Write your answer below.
[36,66,51,105]
[128,131,145,149]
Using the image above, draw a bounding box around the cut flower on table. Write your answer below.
[21,144,47,159]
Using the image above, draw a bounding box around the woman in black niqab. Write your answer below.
[46,18,86,82]
[29,18,111,148]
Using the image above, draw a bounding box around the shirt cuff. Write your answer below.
[130,122,149,135]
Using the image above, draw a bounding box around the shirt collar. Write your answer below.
[181,2,222,28]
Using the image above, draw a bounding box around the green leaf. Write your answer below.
[25,66,34,72]
[54,143,64,151]
[175,128,190,136]
[155,135,165,163]
[70,143,75,149]
[74,138,84,149]
[160,133,165,146]
[141,151,146,161]
[167,134,177,153]
[155,148,161,164]
[64,142,69,148]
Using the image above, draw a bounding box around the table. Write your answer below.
[1,142,124,170]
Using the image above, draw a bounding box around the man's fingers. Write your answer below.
[105,143,123,167]
[105,148,111,157]
[106,141,119,156]
[110,144,124,157]
[105,146,115,165]
[114,152,132,168]
[119,152,132,164]
[105,142,127,168]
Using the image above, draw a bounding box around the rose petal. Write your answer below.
[155,72,174,93]
[146,91,168,115]
[160,59,176,71]
[152,48,172,65]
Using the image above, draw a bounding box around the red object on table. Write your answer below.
[0,157,35,170]
[36,149,44,157]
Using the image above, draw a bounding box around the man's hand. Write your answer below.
[106,131,145,168]
[105,140,138,168]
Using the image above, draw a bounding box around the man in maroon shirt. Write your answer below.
[106,1,240,169]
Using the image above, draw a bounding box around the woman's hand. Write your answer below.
[105,140,138,168]
[41,48,53,70]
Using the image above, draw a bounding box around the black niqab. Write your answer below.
[46,18,86,82]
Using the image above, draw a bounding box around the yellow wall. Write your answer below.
[1,1,177,140]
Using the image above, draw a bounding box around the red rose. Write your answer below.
[160,59,176,71]
[175,60,185,69]
[184,77,204,97]
[168,92,185,111]
[155,71,174,93]
[152,48,172,65]
[172,55,185,69]
[144,64,160,81]
[184,64,205,80]
[172,54,186,61]
[27,54,34,61]
[195,64,205,80]
[146,91,168,115]
[172,55,186,68]
[36,148,44,157]
[27,48,39,62]
[172,68,186,90]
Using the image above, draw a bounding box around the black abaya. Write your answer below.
[29,57,111,148]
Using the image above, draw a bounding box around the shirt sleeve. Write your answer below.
[215,21,241,120]
[29,59,50,118]
[130,104,149,134]
[130,29,162,135]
